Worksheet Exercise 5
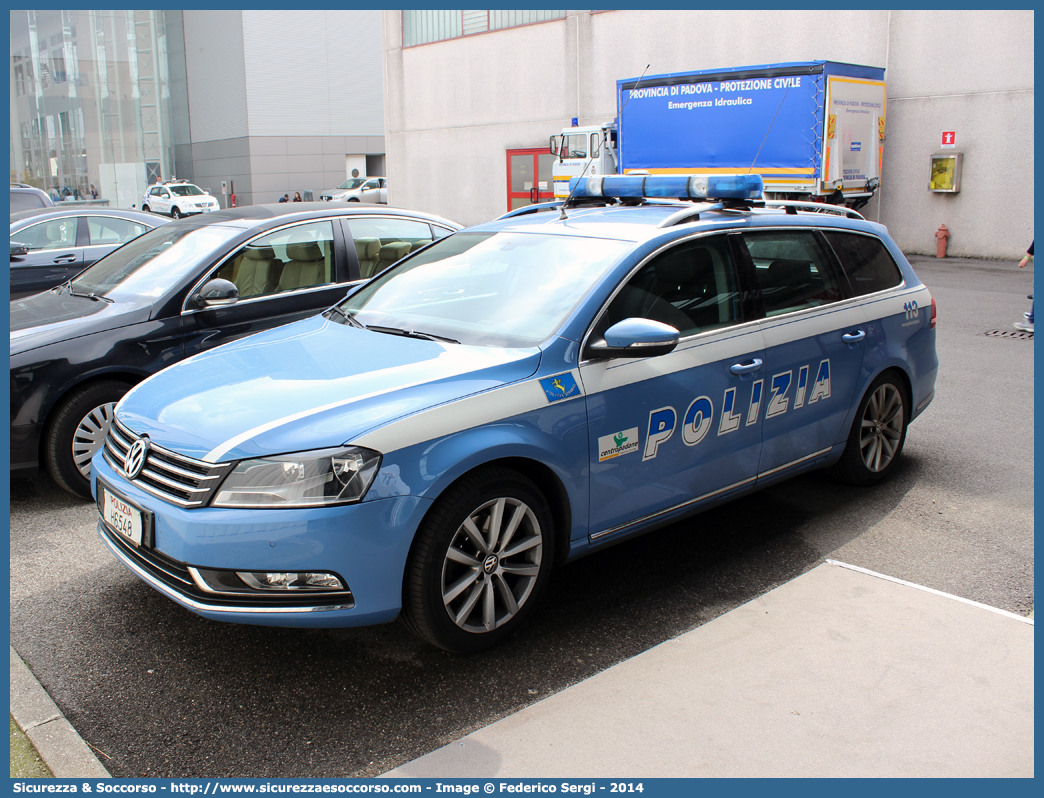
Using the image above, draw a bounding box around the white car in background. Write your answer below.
[141,181,220,218]
[319,177,387,204]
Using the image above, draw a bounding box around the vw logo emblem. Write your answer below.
[124,438,149,479]
[483,555,499,574]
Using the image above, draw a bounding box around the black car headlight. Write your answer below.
[212,446,381,508]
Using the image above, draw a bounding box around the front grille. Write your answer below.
[103,417,232,508]
[99,522,355,610]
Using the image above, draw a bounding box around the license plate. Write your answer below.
[101,484,144,547]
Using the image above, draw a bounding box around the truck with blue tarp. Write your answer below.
[551,61,886,209]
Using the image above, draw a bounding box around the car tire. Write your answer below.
[171,207,181,219]
[832,371,909,486]
[141,204,151,213]
[45,380,131,500]
[401,467,554,653]
[347,197,360,202]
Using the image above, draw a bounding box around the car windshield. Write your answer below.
[70,224,241,298]
[337,179,367,190]
[168,184,206,196]
[338,231,629,347]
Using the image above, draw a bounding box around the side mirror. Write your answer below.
[585,318,680,360]
[194,278,239,308]
[549,135,559,157]
[10,241,28,258]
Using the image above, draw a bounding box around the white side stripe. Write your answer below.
[353,370,584,454]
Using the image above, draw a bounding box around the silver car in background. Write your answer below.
[318,177,387,204]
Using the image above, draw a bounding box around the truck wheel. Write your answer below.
[833,371,909,486]
[401,467,553,653]
[45,380,131,500]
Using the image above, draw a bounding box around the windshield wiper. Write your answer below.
[366,325,459,344]
[324,306,366,329]
[68,286,113,303]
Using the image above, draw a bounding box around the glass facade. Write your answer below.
[10,10,183,208]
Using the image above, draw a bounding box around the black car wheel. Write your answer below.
[45,380,131,499]
[171,207,181,219]
[401,467,553,653]
[347,197,360,202]
[141,204,151,213]
[833,370,909,486]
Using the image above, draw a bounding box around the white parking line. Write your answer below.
[825,559,1034,625]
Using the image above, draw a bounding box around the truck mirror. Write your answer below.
[549,135,559,157]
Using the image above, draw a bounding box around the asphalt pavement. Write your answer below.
[9,254,1035,779]
[11,560,1034,778]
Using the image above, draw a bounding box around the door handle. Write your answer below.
[842,330,866,344]
[52,255,77,263]
[729,358,763,375]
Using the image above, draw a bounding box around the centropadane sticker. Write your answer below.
[598,428,640,461]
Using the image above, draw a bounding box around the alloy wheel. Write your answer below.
[859,383,905,472]
[441,496,543,633]
[72,402,117,479]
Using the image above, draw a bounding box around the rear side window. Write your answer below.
[88,216,148,246]
[824,231,904,296]
[740,230,843,316]
[345,218,436,278]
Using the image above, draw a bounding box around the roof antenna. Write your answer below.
[560,63,651,221]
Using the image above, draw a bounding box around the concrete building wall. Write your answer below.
[879,10,1034,258]
[183,11,248,144]
[384,9,1034,258]
[182,10,386,208]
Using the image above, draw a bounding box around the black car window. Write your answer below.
[344,218,436,278]
[594,234,742,339]
[740,230,843,316]
[823,231,904,296]
[15,218,77,250]
[87,216,149,246]
[210,220,336,299]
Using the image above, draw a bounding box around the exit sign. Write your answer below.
[941,131,956,149]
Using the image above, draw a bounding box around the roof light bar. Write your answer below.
[568,173,764,202]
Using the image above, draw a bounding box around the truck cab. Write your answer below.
[550,124,617,199]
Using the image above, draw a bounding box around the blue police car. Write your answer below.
[93,175,938,652]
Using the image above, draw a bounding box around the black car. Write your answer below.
[10,207,171,300]
[11,202,461,499]
[10,183,55,213]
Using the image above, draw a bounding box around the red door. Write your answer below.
[506,149,556,212]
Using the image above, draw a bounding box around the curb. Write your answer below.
[10,647,111,778]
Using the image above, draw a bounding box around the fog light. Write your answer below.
[188,567,348,595]
[237,571,345,591]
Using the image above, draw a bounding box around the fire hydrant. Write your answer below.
[935,224,950,258]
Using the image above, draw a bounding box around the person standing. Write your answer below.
[293,192,302,202]
[1014,241,1034,332]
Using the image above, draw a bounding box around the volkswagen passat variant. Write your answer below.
[93,175,938,652]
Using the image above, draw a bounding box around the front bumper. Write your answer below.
[93,454,431,628]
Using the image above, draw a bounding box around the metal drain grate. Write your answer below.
[983,329,1034,340]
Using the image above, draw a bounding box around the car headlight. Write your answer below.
[212,446,382,508]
